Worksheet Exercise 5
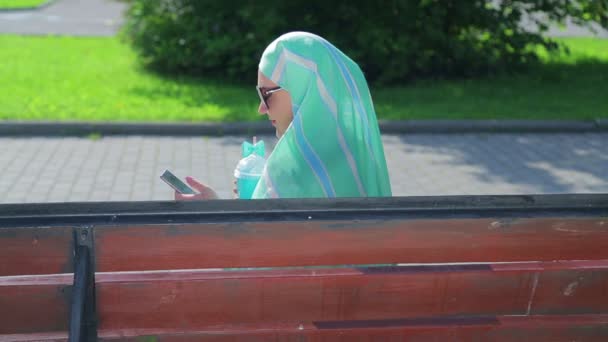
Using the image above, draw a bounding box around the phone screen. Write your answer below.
[160,170,197,194]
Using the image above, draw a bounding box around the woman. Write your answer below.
[176,31,392,200]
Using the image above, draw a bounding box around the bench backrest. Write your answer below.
[1,194,607,341]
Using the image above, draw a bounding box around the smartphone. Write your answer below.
[160,169,197,195]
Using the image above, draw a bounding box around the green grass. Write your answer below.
[374,38,608,120]
[0,35,256,122]
[0,0,48,9]
[0,35,606,122]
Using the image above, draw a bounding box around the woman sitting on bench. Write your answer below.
[176,32,392,200]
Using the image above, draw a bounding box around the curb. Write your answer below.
[0,120,606,137]
[0,0,56,12]
[0,121,271,137]
[378,120,606,134]
[596,119,608,130]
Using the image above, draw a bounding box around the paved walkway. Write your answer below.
[1,133,607,203]
[1,0,606,37]
[0,0,127,36]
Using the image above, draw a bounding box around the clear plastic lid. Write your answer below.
[234,153,266,179]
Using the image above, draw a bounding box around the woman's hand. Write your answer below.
[174,176,219,201]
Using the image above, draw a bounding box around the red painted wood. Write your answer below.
[0,332,68,342]
[95,273,521,330]
[98,315,608,341]
[4,315,608,341]
[531,269,608,315]
[94,218,608,272]
[2,263,608,336]
[92,261,608,330]
[0,274,71,334]
[0,226,73,276]
[3,261,607,334]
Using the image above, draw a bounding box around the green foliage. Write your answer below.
[122,1,608,85]
[121,0,282,82]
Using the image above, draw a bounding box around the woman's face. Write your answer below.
[257,71,294,138]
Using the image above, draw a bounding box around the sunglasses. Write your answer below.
[256,86,283,109]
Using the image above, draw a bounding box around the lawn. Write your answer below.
[0,0,48,9]
[0,35,606,122]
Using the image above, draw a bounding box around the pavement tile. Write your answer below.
[1,133,607,203]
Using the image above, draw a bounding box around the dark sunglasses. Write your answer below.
[256,86,283,108]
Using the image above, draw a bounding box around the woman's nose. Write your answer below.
[258,101,268,115]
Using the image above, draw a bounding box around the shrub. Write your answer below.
[122,0,608,84]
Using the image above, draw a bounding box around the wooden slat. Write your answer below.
[88,261,608,330]
[0,274,72,334]
[94,217,608,271]
[530,269,608,314]
[6,315,606,342]
[125,314,608,342]
[0,332,68,342]
[0,226,73,276]
[2,261,607,336]
[95,314,608,341]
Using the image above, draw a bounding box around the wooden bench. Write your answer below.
[1,194,608,341]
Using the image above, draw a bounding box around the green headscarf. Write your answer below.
[252,32,392,199]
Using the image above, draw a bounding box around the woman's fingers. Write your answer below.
[173,177,220,201]
[185,176,207,192]
[175,191,198,201]
[185,176,218,199]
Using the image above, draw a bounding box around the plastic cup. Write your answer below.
[236,173,261,199]
[234,146,265,200]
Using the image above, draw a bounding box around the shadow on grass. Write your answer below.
[374,58,608,121]
[516,57,608,83]
[126,58,608,123]
[128,73,263,122]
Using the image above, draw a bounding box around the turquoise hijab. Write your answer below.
[252,32,392,199]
